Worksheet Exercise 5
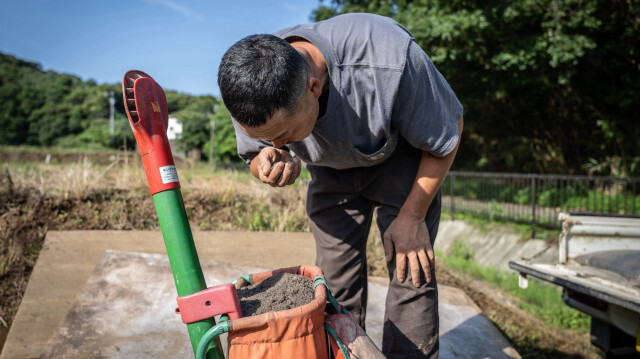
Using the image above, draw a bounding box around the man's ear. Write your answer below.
[308,76,323,99]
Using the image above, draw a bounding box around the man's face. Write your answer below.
[239,80,320,148]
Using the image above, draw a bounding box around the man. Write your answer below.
[218,13,463,359]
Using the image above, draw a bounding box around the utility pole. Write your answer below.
[109,91,115,146]
[209,104,218,169]
[209,119,215,168]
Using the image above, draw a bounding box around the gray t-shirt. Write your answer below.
[234,13,463,170]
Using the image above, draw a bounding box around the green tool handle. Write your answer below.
[153,189,225,359]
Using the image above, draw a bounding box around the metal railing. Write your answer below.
[442,171,640,230]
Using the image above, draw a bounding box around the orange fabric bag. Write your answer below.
[227,265,329,359]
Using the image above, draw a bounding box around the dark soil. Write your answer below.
[237,273,315,317]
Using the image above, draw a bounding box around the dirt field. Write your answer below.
[0,151,602,358]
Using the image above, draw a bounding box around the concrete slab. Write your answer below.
[1,231,520,358]
[40,251,271,358]
[0,230,316,359]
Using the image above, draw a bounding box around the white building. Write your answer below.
[166,116,185,158]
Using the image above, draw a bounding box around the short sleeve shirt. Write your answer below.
[234,13,463,170]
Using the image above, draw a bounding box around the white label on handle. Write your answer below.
[159,165,179,184]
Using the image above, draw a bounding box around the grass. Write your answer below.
[181,161,311,186]
[438,241,590,333]
[2,155,310,232]
[443,175,640,215]
[443,209,561,241]
[0,144,115,154]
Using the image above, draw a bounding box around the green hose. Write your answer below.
[196,322,231,359]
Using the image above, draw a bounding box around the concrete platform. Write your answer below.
[1,230,315,359]
[1,231,519,359]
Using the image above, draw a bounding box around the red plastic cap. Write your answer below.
[176,283,242,324]
[122,71,180,195]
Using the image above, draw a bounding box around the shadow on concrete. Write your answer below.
[439,314,520,359]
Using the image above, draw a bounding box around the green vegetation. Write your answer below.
[313,0,640,177]
[208,104,244,164]
[0,53,130,148]
[443,175,640,213]
[0,53,241,164]
[438,242,590,333]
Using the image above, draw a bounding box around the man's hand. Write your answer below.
[381,117,461,288]
[383,213,434,287]
[251,147,302,187]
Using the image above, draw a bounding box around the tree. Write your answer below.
[0,52,220,154]
[313,0,640,176]
[209,104,241,163]
[172,93,218,158]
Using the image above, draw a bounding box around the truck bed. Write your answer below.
[509,213,640,355]
[509,254,640,315]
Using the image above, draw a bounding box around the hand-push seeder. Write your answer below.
[122,70,241,359]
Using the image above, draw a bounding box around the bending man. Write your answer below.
[218,13,463,359]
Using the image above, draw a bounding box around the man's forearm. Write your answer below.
[399,117,463,220]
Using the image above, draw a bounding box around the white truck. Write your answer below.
[509,213,640,358]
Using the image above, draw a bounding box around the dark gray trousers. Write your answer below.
[306,142,441,359]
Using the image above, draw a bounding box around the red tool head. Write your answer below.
[122,70,180,195]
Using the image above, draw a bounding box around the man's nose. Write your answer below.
[272,139,287,148]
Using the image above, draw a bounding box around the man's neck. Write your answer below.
[290,40,329,92]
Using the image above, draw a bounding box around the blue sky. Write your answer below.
[0,0,320,97]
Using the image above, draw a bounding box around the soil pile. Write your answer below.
[237,273,314,316]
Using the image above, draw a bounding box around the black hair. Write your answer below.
[218,34,308,127]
